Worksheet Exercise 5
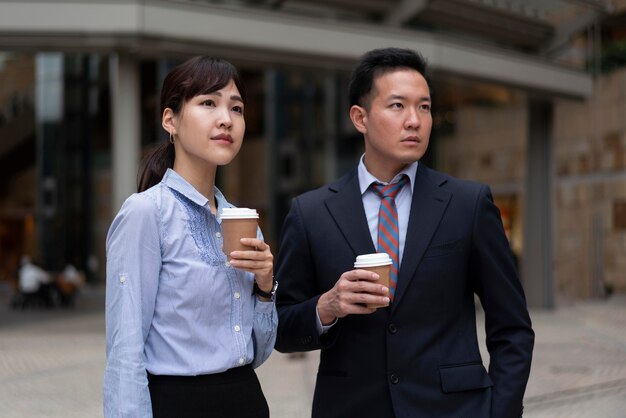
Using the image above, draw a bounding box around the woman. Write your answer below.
[104,56,277,418]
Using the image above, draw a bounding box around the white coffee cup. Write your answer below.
[354,253,392,308]
[221,208,259,258]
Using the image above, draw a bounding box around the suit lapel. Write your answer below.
[392,165,451,311]
[324,169,376,258]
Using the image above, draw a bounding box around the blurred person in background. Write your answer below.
[17,255,53,308]
[274,48,534,418]
[104,56,277,418]
[55,261,85,308]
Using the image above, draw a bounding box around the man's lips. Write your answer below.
[211,133,233,143]
[402,136,421,143]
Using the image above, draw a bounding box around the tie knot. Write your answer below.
[372,175,408,199]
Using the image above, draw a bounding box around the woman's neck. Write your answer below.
[172,161,218,213]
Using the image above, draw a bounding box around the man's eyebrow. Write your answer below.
[387,94,431,101]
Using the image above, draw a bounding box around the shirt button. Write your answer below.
[225,261,230,267]
[390,374,399,384]
[119,275,126,284]
[234,325,241,332]
[216,232,222,238]
[238,358,245,365]
[234,292,241,299]
[388,324,397,334]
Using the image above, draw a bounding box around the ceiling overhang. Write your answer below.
[0,0,593,98]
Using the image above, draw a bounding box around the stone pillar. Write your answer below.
[523,99,555,308]
[110,53,140,213]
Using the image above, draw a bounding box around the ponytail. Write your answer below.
[137,141,175,192]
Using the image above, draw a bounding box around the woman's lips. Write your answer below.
[212,133,233,143]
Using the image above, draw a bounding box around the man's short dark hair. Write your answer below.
[348,47,430,109]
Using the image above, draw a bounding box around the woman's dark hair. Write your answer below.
[137,56,247,192]
[348,47,430,109]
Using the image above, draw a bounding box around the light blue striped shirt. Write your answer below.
[104,168,277,418]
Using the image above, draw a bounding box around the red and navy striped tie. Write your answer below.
[372,176,408,301]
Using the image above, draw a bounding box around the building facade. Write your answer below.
[0,0,624,307]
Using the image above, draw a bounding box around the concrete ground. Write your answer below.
[0,284,625,418]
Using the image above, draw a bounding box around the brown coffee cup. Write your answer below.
[354,253,392,308]
[221,208,259,259]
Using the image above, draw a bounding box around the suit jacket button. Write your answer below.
[301,336,312,345]
[388,324,397,334]
[390,374,399,384]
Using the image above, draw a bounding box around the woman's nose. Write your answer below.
[217,107,232,128]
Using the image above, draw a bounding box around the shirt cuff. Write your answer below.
[254,296,275,313]
[316,307,338,335]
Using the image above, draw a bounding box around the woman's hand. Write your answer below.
[228,238,274,296]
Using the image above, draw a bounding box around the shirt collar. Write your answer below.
[161,168,229,210]
[357,154,418,196]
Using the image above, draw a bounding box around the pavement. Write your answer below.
[1,283,625,418]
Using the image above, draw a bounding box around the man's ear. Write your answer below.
[162,108,177,136]
[349,105,368,134]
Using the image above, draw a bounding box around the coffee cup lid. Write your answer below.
[221,207,259,219]
[354,253,392,268]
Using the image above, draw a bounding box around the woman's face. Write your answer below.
[170,79,245,170]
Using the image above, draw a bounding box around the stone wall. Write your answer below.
[553,68,626,298]
[437,103,527,257]
[438,104,527,186]
[437,69,626,300]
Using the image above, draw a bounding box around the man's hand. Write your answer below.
[317,269,389,325]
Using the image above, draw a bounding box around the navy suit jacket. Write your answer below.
[274,164,534,418]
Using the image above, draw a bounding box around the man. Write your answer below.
[274,48,534,417]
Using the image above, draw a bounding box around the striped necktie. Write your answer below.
[371,175,408,301]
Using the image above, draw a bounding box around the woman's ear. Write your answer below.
[349,105,368,134]
[162,108,176,136]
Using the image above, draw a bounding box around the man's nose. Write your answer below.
[405,108,420,129]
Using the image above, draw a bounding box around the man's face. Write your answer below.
[351,69,432,181]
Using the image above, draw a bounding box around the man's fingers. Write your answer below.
[342,290,390,306]
[344,269,380,282]
[348,305,377,315]
[338,274,388,295]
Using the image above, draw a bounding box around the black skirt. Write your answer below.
[147,365,269,418]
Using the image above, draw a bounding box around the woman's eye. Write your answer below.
[202,99,215,107]
[232,105,244,114]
